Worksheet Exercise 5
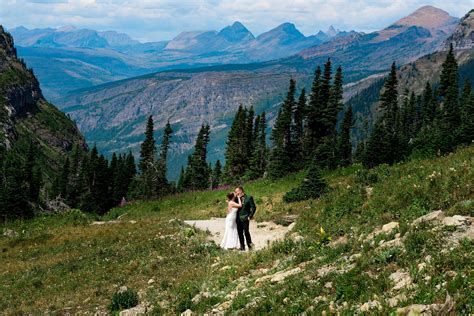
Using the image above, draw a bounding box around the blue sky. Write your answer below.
[1,0,473,42]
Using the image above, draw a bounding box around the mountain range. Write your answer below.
[52,5,469,180]
[9,22,348,101]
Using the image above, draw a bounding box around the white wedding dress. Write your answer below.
[220,207,240,249]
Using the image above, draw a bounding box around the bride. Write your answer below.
[220,192,242,250]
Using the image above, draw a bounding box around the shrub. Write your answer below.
[108,288,139,312]
[283,165,327,202]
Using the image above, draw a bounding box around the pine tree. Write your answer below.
[245,106,255,160]
[139,115,156,173]
[223,105,248,182]
[1,152,31,219]
[319,59,333,135]
[283,158,327,202]
[293,88,306,167]
[184,124,211,190]
[304,66,322,158]
[268,79,296,178]
[438,44,460,152]
[421,82,436,125]
[177,166,185,192]
[155,120,173,195]
[338,105,353,166]
[327,65,343,133]
[364,62,400,167]
[211,160,222,189]
[459,79,474,144]
[249,112,267,179]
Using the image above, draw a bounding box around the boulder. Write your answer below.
[359,300,382,312]
[442,215,468,226]
[382,222,399,233]
[389,270,412,291]
[411,210,444,226]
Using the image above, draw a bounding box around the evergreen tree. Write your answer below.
[304,66,322,158]
[268,79,296,178]
[421,82,436,125]
[139,115,156,173]
[249,112,267,179]
[177,166,185,192]
[211,160,222,189]
[283,158,327,203]
[155,120,173,195]
[459,79,474,144]
[327,65,343,133]
[364,62,400,167]
[319,58,333,135]
[245,106,255,160]
[1,152,31,219]
[438,44,460,152]
[184,124,211,190]
[293,88,306,167]
[338,105,353,166]
[223,105,248,182]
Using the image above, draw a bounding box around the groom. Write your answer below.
[234,186,256,251]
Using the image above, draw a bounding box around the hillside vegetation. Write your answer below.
[1,145,472,314]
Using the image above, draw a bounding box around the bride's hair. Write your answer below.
[226,192,235,202]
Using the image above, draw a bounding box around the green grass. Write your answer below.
[0,145,473,314]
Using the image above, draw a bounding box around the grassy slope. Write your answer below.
[0,146,473,314]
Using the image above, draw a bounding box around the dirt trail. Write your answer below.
[184,218,294,250]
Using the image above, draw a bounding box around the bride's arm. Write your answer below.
[229,196,242,208]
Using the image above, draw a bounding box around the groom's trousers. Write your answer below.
[237,219,252,250]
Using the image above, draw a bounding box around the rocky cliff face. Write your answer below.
[444,10,474,50]
[0,25,86,174]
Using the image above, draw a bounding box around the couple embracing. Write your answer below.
[220,186,256,251]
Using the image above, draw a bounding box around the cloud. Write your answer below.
[1,0,473,42]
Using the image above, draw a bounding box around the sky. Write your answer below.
[1,0,473,42]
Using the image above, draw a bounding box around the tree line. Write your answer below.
[1,45,472,220]
[360,44,473,167]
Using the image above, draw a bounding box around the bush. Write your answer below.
[108,288,139,312]
[283,165,327,203]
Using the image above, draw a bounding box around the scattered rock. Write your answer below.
[118,286,128,293]
[445,270,457,278]
[382,222,399,233]
[3,229,18,237]
[211,262,220,268]
[387,294,407,307]
[359,300,382,312]
[119,303,150,316]
[270,267,302,283]
[396,294,453,315]
[129,220,137,224]
[330,235,347,247]
[366,221,399,241]
[418,262,427,272]
[313,296,327,305]
[411,210,444,226]
[366,186,374,198]
[389,270,412,291]
[396,304,429,315]
[217,301,232,311]
[147,278,155,285]
[324,282,333,289]
[442,215,468,227]
[180,309,194,316]
[220,266,232,271]
[91,220,121,225]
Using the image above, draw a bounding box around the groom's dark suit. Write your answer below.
[235,194,256,250]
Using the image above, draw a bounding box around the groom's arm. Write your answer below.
[249,196,256,219]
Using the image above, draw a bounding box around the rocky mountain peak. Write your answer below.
[326,25,339,37]
[393,5,458,29]
[443,9,474,51]
[257,22,305,42]
[218,21,254,42]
